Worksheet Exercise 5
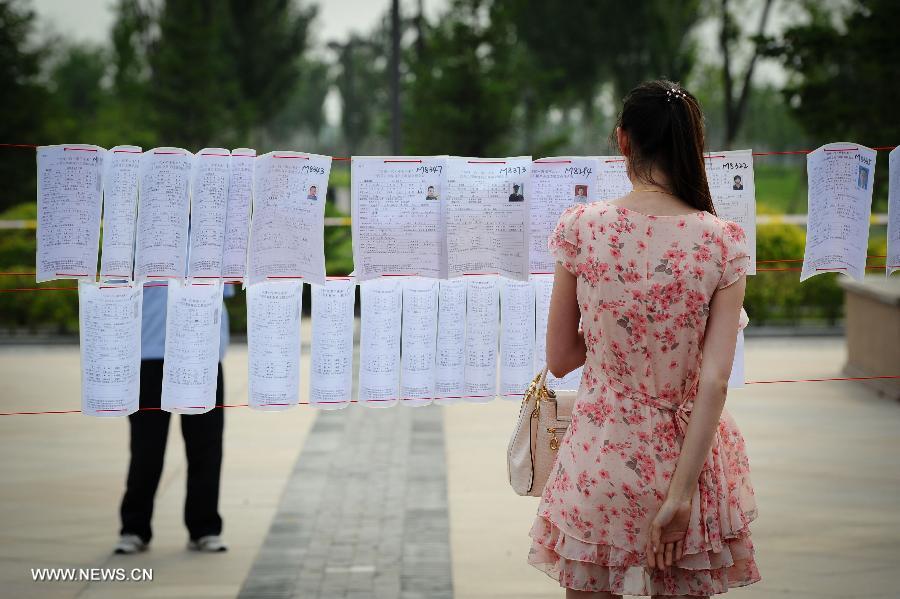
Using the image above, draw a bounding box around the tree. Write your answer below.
[43,43,109,143]
[718,0,776,147]
[404,0,519,156]
[492,0,703,152]
[0,0,49,210]
[148,0,241,149]
[502,0,702,105]
[331,34,389,154]
[264,57,331,146]
[767,0,899,145]
[103,0,157,147]
[766,0,897,210]
[226,0,318,142]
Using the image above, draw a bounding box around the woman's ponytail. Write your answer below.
[612,80,716,215]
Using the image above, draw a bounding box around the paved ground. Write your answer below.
[0,335,898,598]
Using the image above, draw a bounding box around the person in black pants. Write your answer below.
[114,283,231,554]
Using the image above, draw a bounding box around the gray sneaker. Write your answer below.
[113,534,148,555]
[187,534,228,552]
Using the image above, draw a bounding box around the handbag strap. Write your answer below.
[537,364,550,389]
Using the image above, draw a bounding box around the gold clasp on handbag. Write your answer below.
[547,426,567,451]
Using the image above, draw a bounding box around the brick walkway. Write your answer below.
[238,405,453,599]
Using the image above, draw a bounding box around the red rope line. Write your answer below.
[0,256,892,278]
[0,264,896,289]
[745,374,900,385]
[2,143,897,158]
[1,375,897,416]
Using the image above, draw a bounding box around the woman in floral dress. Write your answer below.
[529,80,760,598]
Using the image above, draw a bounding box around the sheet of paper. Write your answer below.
[222,148,256,282]
[400,277,439,407]
[100,145,141,280]
[533,274,583,391]
[188,148,230,280]
[351,156,448,281]
[36,144,105,282]
[888,147,900,276]
[595,157,633,202]
[728,330,745,389]
[358,278,402,407]
[434,278,467,404]
[134,147,194,281]
[309,278,355,409]
[706,149,757,274]
[530,157,600,274]
[499,277,535,398]
[78,281,142,416]
[445,156,531,281]
[464,276,499,402]
[801,142,877,281]
[247,280,302,410]
[247,151,332,286]
[161,280,223,414]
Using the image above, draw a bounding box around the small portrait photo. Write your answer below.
[574,184,588,199]
[732,175,744,191]
[307,185,319,201]
[508,183,524,202]
[425,184,439,201]
[857,165,869,190]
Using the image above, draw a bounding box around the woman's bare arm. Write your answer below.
[647,273,748,569]
[545,262,586,379]
[666,274,747,503]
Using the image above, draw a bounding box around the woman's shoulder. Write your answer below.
[684,209,742,236]
[570,200,616,220]
[698,212,751,261]
[556,200,613,227]
[703,212,749,244]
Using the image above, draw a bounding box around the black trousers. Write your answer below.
[119,359,224,543]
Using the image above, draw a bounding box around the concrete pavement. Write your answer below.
[1,336,899,598]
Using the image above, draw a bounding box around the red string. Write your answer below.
[2,144,897,158]
[1,375,897,416]
[0,287,78,292]
[744,374,900,385]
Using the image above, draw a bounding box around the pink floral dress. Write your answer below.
[529,202,760,596]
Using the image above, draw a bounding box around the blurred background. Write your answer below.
[2,4,899,599]
[0,0,897,335]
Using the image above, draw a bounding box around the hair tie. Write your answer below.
[666,87,687,103]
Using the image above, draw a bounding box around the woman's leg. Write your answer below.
[565,589,622,599]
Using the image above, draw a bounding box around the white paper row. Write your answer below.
[37,145,332,285]
[40,144,900,288]
[77,274,749,416]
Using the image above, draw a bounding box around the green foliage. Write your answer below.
[753,163,807,214]
[331,34,389,154]
[0,203,78,333]
[226,0,318,140]
[404,0,520,156]
[148,1,242,149]
[400,0,704,156]
[743,223,890,326]
[0,0,48,211]
[265,57,331,143]
[769,0,900,146]
[42,43,110,143]
[501,0,701,104]
[744,224,806,324]
[324,195,353,277]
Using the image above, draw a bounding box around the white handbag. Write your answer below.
[507,365,577,497]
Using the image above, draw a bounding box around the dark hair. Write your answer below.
[611,79,716,215]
